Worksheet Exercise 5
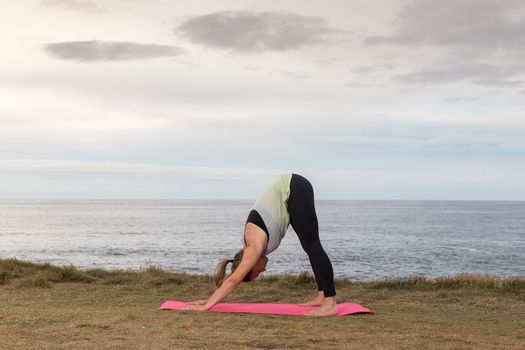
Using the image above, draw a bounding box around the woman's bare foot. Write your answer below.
[299,291,324,307]
[305,304,338,316]
[305,297,338,317]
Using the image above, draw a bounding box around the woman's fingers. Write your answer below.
[188,304,210,312]
[187,300,207,305]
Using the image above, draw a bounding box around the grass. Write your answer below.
[1,258,524,349]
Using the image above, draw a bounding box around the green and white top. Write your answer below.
[242,173,293,255]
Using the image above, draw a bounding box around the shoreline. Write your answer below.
[4,255,525,283]
[1,258,524,291]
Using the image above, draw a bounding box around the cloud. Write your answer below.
[443,96,482,103]
[176,11,337,52]
[277,70,310,79]
[310,121,525,152]
[352,63,398,75]
[43,40,185,62]
[395,62,525,87]
[0,160,284,199]
[362,0,525,87]
[41,0,104,14]
[365,0,525,54]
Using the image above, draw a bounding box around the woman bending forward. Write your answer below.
[187,173,338,316]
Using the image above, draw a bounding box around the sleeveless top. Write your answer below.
[241,173,293,255]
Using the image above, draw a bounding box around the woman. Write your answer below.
[187,173,338,316]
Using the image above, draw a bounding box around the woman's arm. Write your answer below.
[189,244,265,311]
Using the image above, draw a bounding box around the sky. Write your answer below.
[1,0,525,200]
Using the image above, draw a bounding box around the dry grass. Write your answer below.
[1,258,524,349]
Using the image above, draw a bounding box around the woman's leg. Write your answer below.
[288,174,336,297]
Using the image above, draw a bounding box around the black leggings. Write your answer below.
[287,174,336,297]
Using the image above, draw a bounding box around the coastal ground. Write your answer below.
[1,259,524,349]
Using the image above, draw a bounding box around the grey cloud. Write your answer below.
[41,0,104,14]
[316,59,335,67]
[395,63,525,86]
[443,96,482,103]
[365,0,525,53]
[364,0,525,88]
[344,82,384,88]
[345,82,365,88]
[312,122,525,152]
[176,11,337,52]
[44,40,185,62]
[352,63,397,75]
[277,70,310,79]
[362,1,525,87]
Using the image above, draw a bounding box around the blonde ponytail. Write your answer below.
[214,258,231,288]
[214,249,245,288]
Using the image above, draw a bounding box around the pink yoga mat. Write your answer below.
[159,301,372,316]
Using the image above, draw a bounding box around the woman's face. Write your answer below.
[246,255,268,281]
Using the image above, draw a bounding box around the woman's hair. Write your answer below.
[214,249,249,288]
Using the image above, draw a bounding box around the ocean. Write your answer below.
[1,200,524,281]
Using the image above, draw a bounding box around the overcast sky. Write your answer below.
[1,0,524,200]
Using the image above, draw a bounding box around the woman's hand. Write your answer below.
[187,304,210,312]
[183,244,265,313]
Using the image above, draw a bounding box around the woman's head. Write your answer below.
[214,249,268,288]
